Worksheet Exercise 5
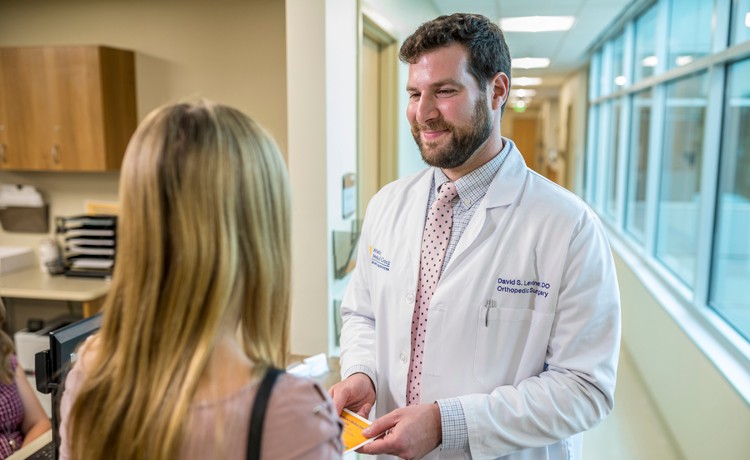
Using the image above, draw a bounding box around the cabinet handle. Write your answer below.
[0,144,5,163]
[51,144,60,164]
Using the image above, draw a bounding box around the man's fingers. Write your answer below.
[363,412,396,438]
[356,403,372,419]
[328,385,348,415]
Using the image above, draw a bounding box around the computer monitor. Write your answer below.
[35,313,102,459]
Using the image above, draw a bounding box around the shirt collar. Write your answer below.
[431,139,512,207]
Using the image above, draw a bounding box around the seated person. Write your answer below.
[0,301,51,459]
[59,100,343,460]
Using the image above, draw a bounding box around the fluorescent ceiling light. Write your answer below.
[641,55,658,67]
[501,16,575,33]
[614,76,627,86]
[675,55,693,66]
[512,57,550,69]
[513,77,543,86]
[745,12,750,27]
[510,89,537,98]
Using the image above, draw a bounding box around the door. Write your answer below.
[359,35,381,218]
[513,117,539,172]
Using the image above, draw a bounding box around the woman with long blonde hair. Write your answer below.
[59,100,342,459]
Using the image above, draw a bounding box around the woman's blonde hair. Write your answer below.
[68,100,291,460]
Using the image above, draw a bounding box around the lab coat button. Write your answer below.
[399,353,407,363]
[406,293,415,303]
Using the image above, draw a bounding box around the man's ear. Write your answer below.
[489,72,510,110]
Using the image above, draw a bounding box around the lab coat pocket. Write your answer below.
[473,306,554,390]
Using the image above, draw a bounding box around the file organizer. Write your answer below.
[55,215,117,278]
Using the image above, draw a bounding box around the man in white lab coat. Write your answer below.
[329,13,620,460]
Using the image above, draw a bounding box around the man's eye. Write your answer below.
[408,93,420,100]
[437,89,456,96]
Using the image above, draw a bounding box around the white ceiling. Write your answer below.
[429,0,633,89]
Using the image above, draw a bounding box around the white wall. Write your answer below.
[286,0,358,355]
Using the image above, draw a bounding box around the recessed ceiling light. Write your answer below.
[512,57,550,69]
[513,77,543,86]
[510,89,537,98]
[500,16,575,33]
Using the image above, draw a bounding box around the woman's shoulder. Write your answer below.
[263,372,342,457]
[269,373,336,421]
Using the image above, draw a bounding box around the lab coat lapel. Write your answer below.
[443,144,529,274]
[404,170,434,287]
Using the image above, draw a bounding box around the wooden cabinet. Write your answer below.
[0,45,137,171]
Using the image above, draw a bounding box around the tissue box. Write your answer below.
[0,246,34,274]
[0,205,49,233]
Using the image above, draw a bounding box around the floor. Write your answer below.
[583,347,683,459]
[348,348,684,459]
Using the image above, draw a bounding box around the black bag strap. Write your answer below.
[246,367,284,460]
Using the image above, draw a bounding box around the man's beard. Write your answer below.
[411,98,492,169]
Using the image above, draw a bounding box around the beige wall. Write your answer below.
[0,0,287,259]
[0,0,287,148]
[613,249,750,459]
[558,70,588,195]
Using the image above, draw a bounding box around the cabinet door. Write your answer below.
[45,46,108,171]
[0,47,55,170]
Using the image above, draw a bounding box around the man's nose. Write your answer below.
[415,96,438,125]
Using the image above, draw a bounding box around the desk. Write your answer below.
[6,429,51,460]
[0,267,110,317]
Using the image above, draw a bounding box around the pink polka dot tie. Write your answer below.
[406,181,458,405]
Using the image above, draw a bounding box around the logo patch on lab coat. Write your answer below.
[370,246,391,272]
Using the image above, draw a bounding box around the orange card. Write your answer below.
[340,408,383,453]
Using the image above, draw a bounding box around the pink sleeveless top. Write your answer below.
[59,352,343,459]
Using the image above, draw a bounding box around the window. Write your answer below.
[634,6,658,81]
[655,72,708,286]
[731,0,750,45]
[605,99,622,218]
[710,58,750,341]
[611,33,627,88]
[667,0,714,69]
[589,51,602,100]
[592,102,613,208]
[625,90,652,242]
[585,105,600,203]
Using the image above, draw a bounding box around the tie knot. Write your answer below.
[437,181,458,204]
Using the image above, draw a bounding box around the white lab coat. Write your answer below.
[339,142,621,460]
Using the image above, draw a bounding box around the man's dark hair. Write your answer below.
[399,13,511,110]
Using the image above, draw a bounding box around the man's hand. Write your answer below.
[357,403,442,460]
[328,372,376,418]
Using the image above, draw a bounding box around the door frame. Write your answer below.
[357,8,399,222]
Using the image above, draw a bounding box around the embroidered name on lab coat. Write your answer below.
[497,277,551,298]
